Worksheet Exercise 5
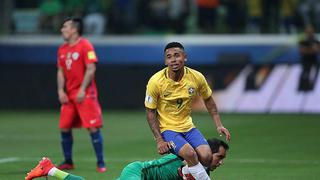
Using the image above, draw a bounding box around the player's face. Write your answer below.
[165,47,186,72]
[61,20,76,41]
[209,146,226,171]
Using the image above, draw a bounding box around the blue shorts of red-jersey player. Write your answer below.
[59,96,103,128]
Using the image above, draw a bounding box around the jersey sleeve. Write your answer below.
[197,72,212,100]
[145,77,159,109]
[82,40,98,64]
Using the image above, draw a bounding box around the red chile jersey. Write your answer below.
[57,38,98,99]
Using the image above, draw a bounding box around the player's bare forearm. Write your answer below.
[57,68,69,103]
[204,96,223,128]
[57,68,65,93]
[204,95,231,141]
[146,108,171,154]
[146,108,163,141]
[79,63,96,91]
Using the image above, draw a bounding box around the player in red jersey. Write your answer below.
[57,17,106,172]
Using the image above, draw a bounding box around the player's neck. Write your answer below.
[67,35,81,46]
[168,68,184,82]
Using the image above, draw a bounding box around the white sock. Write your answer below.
[48,167,57,176]
[182,165,189,175]
[188,162,211,180]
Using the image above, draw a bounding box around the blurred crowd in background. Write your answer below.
[1,0,320,35]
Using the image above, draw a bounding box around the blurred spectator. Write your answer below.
[109,0,138,34]
[168,0,191,34]
[261,0,280,33]
[196,0,220,33]
[148,0,169,33]
[38,0,63,33]
[246,0,262,33]
[298,0,320,31]
[83,0,109,35]
[279,0,299,34]
[63,0,86,17]
[298,25,320,91]
[136,0,151,32]
[224,0,246,33]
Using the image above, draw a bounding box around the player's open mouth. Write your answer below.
[171,64,179,69]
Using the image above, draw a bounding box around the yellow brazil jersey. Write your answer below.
[145,67,212,132]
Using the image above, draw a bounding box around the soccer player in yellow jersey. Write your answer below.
[145,42,231,180]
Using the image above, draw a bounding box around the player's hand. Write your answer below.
[58,90,69,104]
[156,139,171,155]
[217,126,231,142]
[76,89,86,102]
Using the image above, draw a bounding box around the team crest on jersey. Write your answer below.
[72,52,79,60]
[188,87,195,95]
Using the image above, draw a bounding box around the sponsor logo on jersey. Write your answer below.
[163,91,171,97]
[89,119,97,124]
[88,51,96,60]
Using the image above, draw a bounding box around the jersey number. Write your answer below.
[176,98,183,108]
[66,59,72,70]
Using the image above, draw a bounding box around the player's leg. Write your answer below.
[25,157,85,180]
[162,130,210,179]
[186,128,212,168]
[58,103,78,169]
[186,128,213,177]
[48,168,85,180]
[162,130,198,165]
[77,97,105,172]
[87,127,106,172]
[163,129,211,180]
[178,144,210,180]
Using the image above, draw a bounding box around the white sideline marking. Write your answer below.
[0,157,319,165]
[0,157,19,164]
[228,158,320,165]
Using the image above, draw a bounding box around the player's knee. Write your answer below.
[182,148,198,162]
[87,127,98,133]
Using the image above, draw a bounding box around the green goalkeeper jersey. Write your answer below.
[117,154,184,180]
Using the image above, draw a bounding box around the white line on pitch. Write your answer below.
[0,157,19,164]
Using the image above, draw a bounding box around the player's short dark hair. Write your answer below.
[207,138,229,153]
[63,17,83,36]
[164,42,185,52]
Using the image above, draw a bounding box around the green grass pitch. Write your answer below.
[0,111,319,180]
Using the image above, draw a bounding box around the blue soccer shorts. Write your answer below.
[161,128,208,155]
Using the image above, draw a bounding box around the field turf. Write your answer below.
[0,111,319,180]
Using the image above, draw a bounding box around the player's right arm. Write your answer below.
[145,74,171,155]
[57,67,69,104]
[146,108,171,155]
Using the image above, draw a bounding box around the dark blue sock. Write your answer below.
[61,131,73,164]
[90,130,105,166]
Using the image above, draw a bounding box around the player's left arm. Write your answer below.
[204,96,231,141]
[76,63,96,102]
